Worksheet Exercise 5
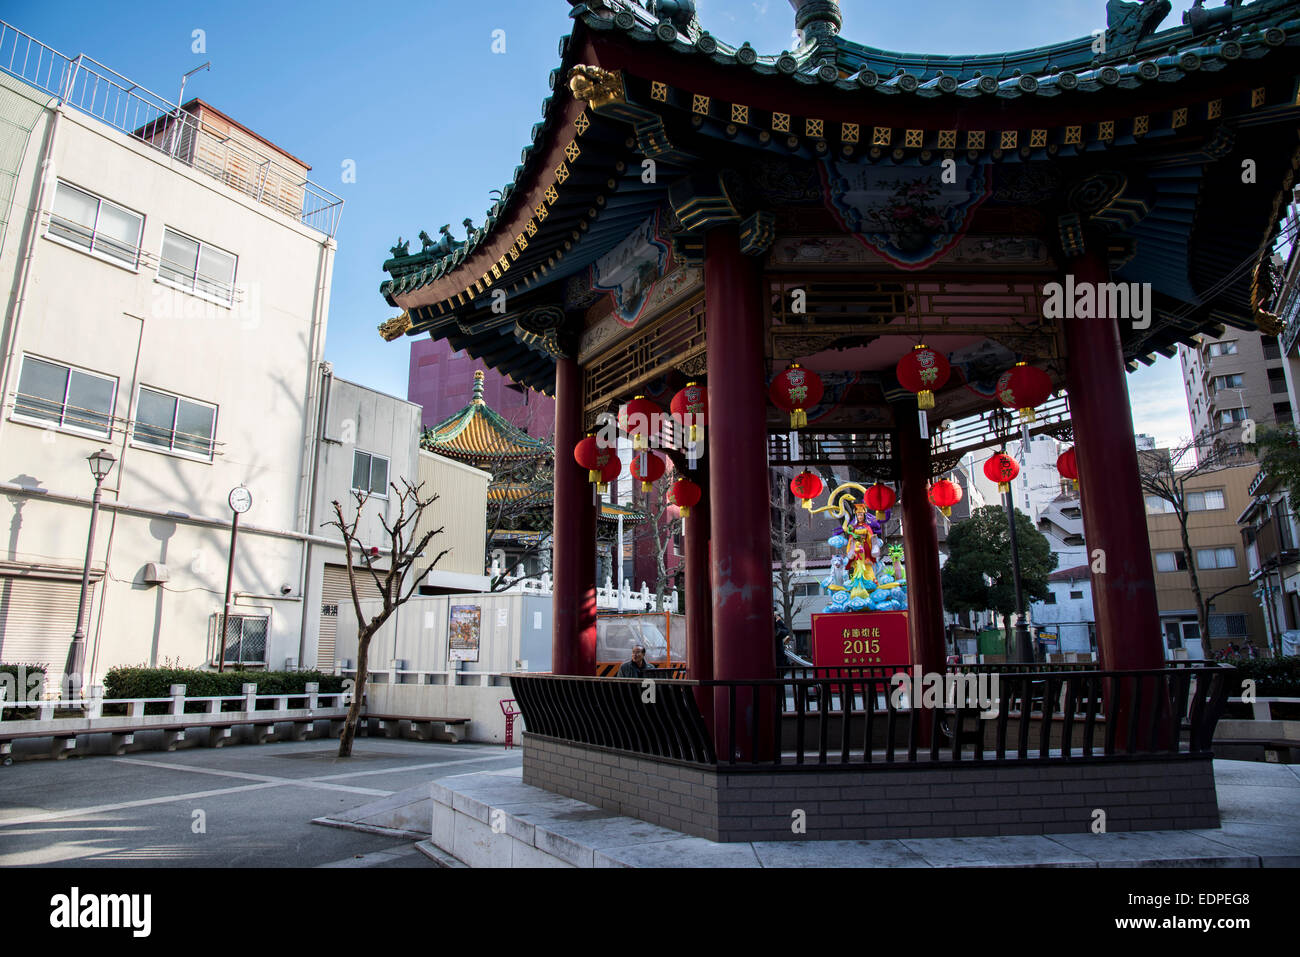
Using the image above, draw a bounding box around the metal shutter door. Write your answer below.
[0,576,88,696]
[319,565,386,671]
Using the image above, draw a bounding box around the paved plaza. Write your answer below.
[0,739,521,868]
[3,739,1296,867]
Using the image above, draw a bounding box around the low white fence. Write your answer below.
[0,682,350,762]
[494,570,679,613]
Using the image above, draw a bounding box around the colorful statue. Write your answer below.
[809,483,908,614]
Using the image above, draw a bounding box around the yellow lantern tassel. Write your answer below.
[791,409,808,428]
[690,424,699,442]
[918,390,935,410]
[641,480,651,493]
[679,505,690,518]
[940,506,952,517]
[598,482,609,494]
[875,510,885,520]
[589,469,600,483]
[633,433,646,451]
[998,481,1010,493]
[1021,408,1037,424]
[802,498,814,510]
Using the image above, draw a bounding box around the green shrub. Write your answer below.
[104,667,344,701]
[0,663,47,700]
[1220,655,1300,697]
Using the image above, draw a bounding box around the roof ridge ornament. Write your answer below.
[1104,0,1171,59]
[788,0,842,44]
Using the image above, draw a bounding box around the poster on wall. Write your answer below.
[448,604,481,662]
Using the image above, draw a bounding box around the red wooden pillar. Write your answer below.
[894,401,947,690]
[684,472,713,725]
[1065,252,1163,672]
[552,356,597,675]
[705,226,776,757]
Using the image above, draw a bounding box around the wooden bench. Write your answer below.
[360,714,471,743]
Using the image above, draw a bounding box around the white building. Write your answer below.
[1032,566,1096,657]
[0,24,343,690]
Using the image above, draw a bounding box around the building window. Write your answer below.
[133,386,217,459]
[1218,407,1248,427]
[1211,373,1245,392]
[1208,613,1248,638]
[1155,551,1188,572]
[213,613,268,665]
[1044,593,1057,604]
[1069,589,1084,599]
[1263,337,1281,360]
[1268,367,1288,394]
[1207,341,1238,357]
[47,181,143,267]
[1196,547,1237,570]
[158,227,237,304]
[1187,489,1225,511]
[1274,402,1293,424]
[352,450,389,496]
[1144,495,1175,514]
[13,355,116,437]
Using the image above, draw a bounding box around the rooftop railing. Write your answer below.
[0,20,342,238]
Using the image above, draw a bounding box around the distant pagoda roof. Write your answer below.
[488,481,648,525]
[421,370,550,465]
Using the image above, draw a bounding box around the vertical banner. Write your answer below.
[448,604,482,662]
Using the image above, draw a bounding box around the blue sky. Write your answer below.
[6,0,1201,447]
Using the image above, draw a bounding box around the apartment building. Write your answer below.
[1145,461,1265,657]
[1179,330,1291,440]
[0,24,341,689]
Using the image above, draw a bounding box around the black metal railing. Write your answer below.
[510,666,1234,770]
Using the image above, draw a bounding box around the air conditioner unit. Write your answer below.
[142,562,169,585]
[284,657,298,671]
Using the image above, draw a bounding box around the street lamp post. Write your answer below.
[70,448,116,699]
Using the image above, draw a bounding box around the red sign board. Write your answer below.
[811,611,910,667]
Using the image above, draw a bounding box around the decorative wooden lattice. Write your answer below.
[583,295,706,419]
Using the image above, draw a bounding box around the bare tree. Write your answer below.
[1138,428,1251,648]
[623,475,679,611]
[770,467,816,629]
[327,480,449,757]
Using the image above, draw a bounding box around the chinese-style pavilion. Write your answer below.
[421,370,645,570]
[381,0,1299,706]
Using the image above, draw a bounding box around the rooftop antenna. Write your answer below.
[177,62,211,110]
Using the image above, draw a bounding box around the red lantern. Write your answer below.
[896,344,951,410]
[668,477,702,518]
[573,435,613,483]
[769,363,824,429]
[1057,447,1078,489]
[619,395,663,450]
[864,482,896,519]
[928,478,963,517]
[597,453,622,493]
[790,470,824,510]
[995,363,1053,422]
[983,450,1021,494]
[670,382,708,443]
[630,450,666,492]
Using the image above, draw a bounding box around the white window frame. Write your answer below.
[45,180,144,271]
[1196,547,1237,570]
[1187,489,1226,512]
[155,226,238,307]
[10,354,118,439]
[1144,495,1175,515]
[1155,551,1188,573]
[351,449,390,498]
[130,385,218,461]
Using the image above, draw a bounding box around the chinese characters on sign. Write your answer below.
[811,611,910,666]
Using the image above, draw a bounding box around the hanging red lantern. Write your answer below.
[1057,447,1079,490]
[928,478,963,517]
[573,435,613,484]
[630,449,666,492]
[769,363,824,429]
[670,382,708,443]
[597,453,622,493]
[983,450,1021,494]
[995,363,1053,422]
[790,470,824,509]
[619,395,663,450]
[895,344,951,410]
[864,482,896,519]
[667,477,702,518]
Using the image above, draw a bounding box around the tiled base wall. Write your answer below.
[523,734,1221,842]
